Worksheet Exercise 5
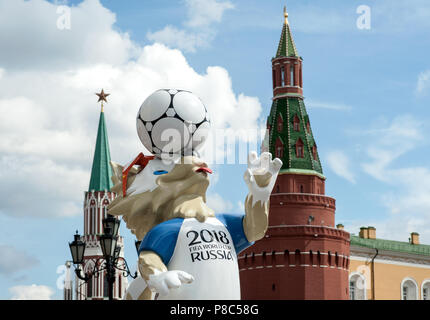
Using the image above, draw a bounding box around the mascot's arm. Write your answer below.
[243,152,282,242]
[139,251,194,296]
[139,250,168,280]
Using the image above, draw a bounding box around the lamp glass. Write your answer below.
[69,233,85,264]
[103,214,120,237]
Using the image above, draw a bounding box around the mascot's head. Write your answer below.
[107,156,214,240]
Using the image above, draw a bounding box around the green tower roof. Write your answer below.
[88,110,113,191]
[268,98,323,176]
[275,7,299,58]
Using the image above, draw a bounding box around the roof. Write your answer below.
[351,235,430,257]
[268,97,323,175]
[88,110,113,191]
[275,10,299,58]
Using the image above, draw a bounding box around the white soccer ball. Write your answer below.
[137,89,211,158]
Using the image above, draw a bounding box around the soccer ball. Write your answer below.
[136,89,211,159]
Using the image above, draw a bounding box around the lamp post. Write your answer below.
[68,215,137,300]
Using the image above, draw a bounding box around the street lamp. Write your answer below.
[68,216,137,300]
[69,231,86,265]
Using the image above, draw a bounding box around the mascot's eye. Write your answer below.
[153,170,168,176]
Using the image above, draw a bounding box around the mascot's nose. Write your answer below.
[195,167,213,174]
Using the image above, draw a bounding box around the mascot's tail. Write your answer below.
[124,275,156,300]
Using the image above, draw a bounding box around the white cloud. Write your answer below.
[147,25,213,53]
[206,193,234,213]
[0,1,262,218]
[0,0,138,70]
[0,245,38,275]
[358,115,430,243]
[9,284,54,300]
[184,0,234,28]
[326,150,356,183]
[307,100,352,111]
[416,70,430,95]
[361,115,423,181]
[147,0,233,52]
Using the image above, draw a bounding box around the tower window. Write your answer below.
[312,145,317,160]
[276,146,283,158]
[296,138,304,158]
[281,66,285,86]
[293,115,300,131]
[277,115,283,132]
[272,69,276,89]
[290,66,294,86]
[276,138,284,158]
[306,121,310,133]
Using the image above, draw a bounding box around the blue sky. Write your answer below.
[0,0,430,299]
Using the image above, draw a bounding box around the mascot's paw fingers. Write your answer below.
[243,169,255,185]
[164,272,182,289]
[247,151,258,167]
[177,270,194,284]
[147,270,194,296]
[269,158,283,175]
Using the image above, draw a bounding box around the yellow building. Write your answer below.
[344,226,430,300]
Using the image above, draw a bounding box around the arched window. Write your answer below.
[277,115,283,132]
[421,280,430,300]
[276,138,284,159]
[103,273,109,298]
[312,144,317,160]
[296,138,304,158]
[306,121,310,133]
[272,69,276,89]
[290,66,294,86]
[276,146,283,158]
[293,115,300,131]
[349,273,366,300]
[281,66,285,86]
[87,277,93,299]
[401,278,418,300]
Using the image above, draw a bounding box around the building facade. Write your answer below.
[238,8,350,300]
[347,226,430,300]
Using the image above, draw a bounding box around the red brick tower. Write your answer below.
[239,7,350,300]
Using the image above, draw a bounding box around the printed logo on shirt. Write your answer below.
[186,228,234,263]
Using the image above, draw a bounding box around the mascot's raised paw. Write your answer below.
[244,151,282,206]
[147,270,194,296]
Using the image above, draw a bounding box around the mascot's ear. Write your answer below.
[110,161,124,185]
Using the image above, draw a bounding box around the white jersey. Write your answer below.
[139,214,252,300]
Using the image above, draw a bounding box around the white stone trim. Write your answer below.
[401,277,419,300]
[239,264,349,272]
[349,272,367,300]
[421,279,430,300]
[350,255,430,269]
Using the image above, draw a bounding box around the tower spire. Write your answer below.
[88,90,113,191]
[276,5,298,58]
[284,5,288,24]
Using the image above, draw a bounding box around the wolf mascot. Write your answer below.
[107,90,282,299]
